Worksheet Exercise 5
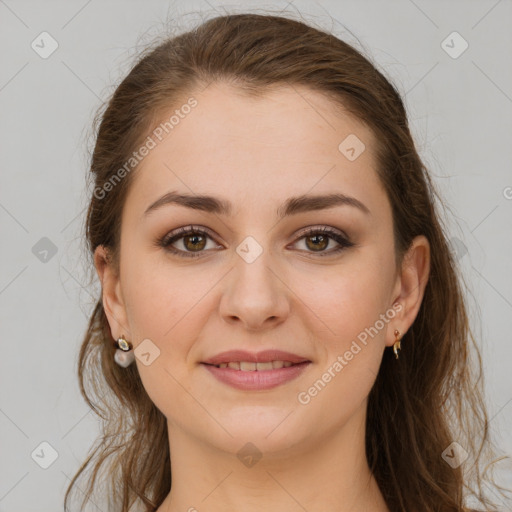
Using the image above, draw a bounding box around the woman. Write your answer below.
[65,12,506,512]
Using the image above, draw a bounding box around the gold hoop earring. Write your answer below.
[393,329,401,359]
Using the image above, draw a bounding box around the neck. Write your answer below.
[158,407,389,512]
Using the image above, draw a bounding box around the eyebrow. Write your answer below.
[143,190,371,219]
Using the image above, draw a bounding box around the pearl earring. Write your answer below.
[113,335,135,368]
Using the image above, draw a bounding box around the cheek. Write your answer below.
[121,257,215,371]
[121,260,209,419]
[296,256,393,408]
[298,258,392,342]
[122,251,197,336]
[124,276,180,340]
[296,272,389,423]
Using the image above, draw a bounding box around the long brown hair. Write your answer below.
[65,11,507,512]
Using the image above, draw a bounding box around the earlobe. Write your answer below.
[388,235,431,347]
[93,245,130,340]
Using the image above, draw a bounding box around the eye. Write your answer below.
[158,225,220,258]
[291,226,354,257]
[157,225,354,258]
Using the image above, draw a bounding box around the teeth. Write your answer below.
[240,362,256,371]
[256,361,274,370]
[214,360,298,371]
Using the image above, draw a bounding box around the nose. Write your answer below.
[219,248,290,332]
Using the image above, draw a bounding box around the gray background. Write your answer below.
[1,0,511,510]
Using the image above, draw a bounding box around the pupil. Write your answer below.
[307,234,327,251]
[186,234,205,251]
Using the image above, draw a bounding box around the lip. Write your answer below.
[202,361,311,390]
[201,349,312,391]
[202,349,310,365]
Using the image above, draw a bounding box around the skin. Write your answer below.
[95,82,430,512]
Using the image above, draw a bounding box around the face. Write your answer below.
[97,82,428,458]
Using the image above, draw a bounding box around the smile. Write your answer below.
[210,360,295,370]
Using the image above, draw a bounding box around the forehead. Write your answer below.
[124,82,385,219]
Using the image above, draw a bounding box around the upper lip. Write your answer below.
[202,350,310,365]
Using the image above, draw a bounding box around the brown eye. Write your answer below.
[183,233,207,251]
[292,227,354,257]
[159,226,220,258]
[304,233,329,252]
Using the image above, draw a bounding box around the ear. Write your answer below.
[387,235,431,347]
[93,245,130,341]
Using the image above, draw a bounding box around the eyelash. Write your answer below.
[157,224,354,259]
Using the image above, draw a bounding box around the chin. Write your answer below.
[204,406,313,454]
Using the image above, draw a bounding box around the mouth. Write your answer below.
[200,350,312,390]
[200,349,311,389]
[203,360,303,370]
[201,349,310,366]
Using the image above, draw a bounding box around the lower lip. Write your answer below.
[201,362,311,390]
